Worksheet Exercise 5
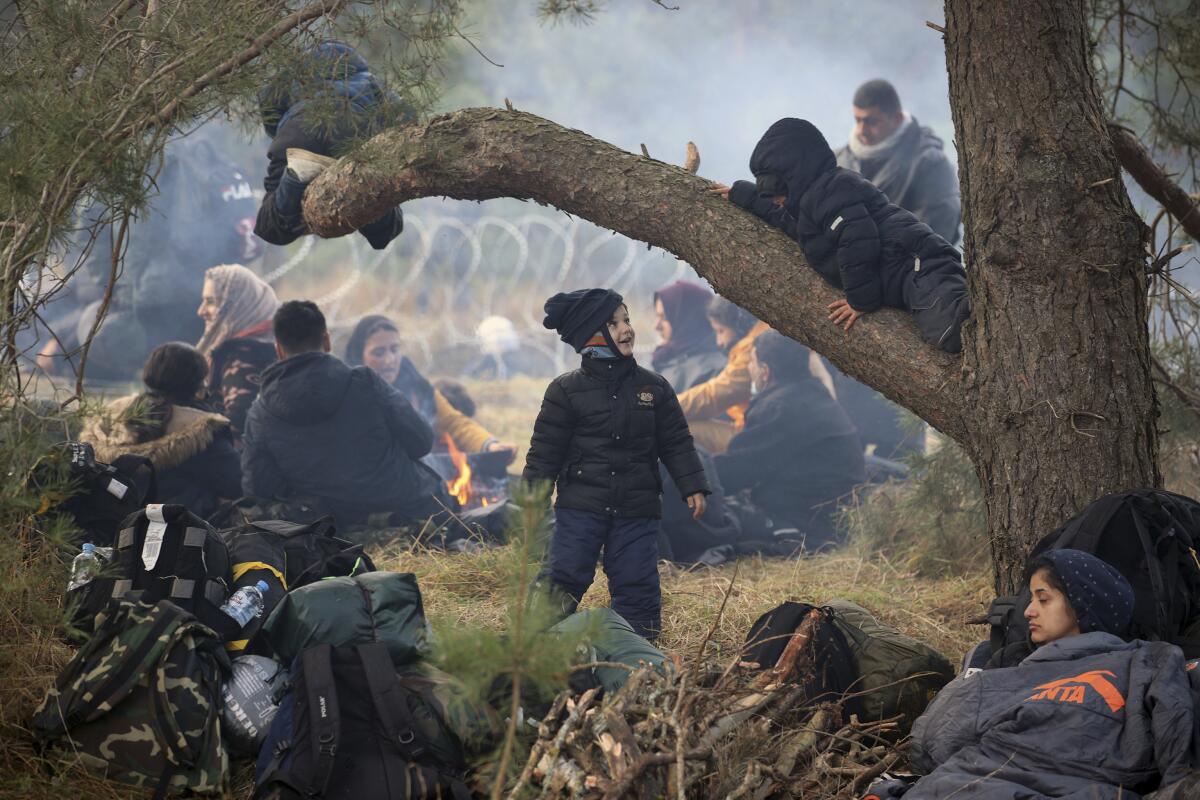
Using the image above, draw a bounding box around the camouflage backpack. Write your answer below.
[31,599,230,797]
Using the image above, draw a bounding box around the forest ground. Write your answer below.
[0,376,991,798]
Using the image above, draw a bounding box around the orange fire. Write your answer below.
[726,403,747,431]
[443,434,472,506]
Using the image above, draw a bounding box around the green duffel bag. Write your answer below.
[31,599,230,796]
[821,599,954,733]
[551,608,668,694]
[262,571,430,668]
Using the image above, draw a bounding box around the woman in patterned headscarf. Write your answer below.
[196,264,280,441]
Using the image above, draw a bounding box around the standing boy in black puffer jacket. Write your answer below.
[523,289,710,641]
[712,118,970,352]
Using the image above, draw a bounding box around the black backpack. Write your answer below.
[218,516,376,656]
[743,601,862,717]
[69,504,238,642]
[37,442,157,547]
[254,642,472,800]
[987,489,1200,667]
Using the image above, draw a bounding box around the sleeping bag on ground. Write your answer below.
[261,571,430,667]
[551,608,667,693]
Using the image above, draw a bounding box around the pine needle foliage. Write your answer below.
[428,480,596,796]
[839,420,988,579]
[0,387,94,791]
[0,0,464,392]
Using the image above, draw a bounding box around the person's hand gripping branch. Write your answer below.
[827,298,864,332]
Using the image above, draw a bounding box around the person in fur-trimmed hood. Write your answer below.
[711,117,970,353]
[81,342,242,519]
[523,289,709,640]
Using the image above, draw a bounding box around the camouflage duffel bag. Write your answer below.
[31,599,230,796]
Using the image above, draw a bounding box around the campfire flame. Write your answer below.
[443,434,472,506]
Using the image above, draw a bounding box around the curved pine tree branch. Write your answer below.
[302,108,967,440]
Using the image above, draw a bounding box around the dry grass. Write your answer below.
[0,373,992,797]
[0,542,990,799]
[375,545,990,676]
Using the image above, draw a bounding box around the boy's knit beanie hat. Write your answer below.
[543,289,624,352]
[1039,549,1135,636]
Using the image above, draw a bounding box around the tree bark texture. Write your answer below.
[303,1,1160,591]
[946,0,1158,591]
[302,108,967,441]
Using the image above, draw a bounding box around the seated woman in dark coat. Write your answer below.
[344,315,515,461]
[901,550,1198,800]
[651,280,727,394]
[81,342,242,519]
[714,331,865,551]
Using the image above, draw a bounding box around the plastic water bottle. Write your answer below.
[221,580,269,628]
[67,543,101,592]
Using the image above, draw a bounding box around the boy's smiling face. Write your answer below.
[607,305,635,357]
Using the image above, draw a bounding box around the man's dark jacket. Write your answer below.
[241,351,448,523]
[714,375,865,532]
[523,355,709,519]
[836,120,961,243]
[729,118,964,314]
[254,42,405,247]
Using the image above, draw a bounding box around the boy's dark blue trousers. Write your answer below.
[547,507,661,641]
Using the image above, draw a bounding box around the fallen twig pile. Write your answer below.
[513,613,907,799]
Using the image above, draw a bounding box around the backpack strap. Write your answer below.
[356,642,426,761]
[356,644,473,800]
[111,453,158,505]
[111,524,141,599]
[66,601,186,728]
[300,644,340,798]
[149,622,221,768]
[1130,507,1172,634]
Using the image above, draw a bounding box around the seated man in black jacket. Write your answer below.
[715,331,865,552]
[712,118,970,352]
[254,41,407,250]
[241,300,452,529]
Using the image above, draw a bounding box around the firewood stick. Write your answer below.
[598,749,711,800]
[849,752,903,796]
[752,609,822,689]
[726,761,763,800]
[509,693,571,798]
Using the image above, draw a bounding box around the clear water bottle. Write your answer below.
[67,543,100,592]
[221,580,269,628]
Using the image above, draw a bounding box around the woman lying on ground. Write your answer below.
[344,315,516,461]
[897,549,1198,799]
[196,264,280,442]
[81,342,242,519]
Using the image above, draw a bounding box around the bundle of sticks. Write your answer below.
[509,610,908,799]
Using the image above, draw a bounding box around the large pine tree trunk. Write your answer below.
[945,0,1157,591]
[302,0,1159,593]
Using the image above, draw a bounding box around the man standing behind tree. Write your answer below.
[836,79,961,244]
